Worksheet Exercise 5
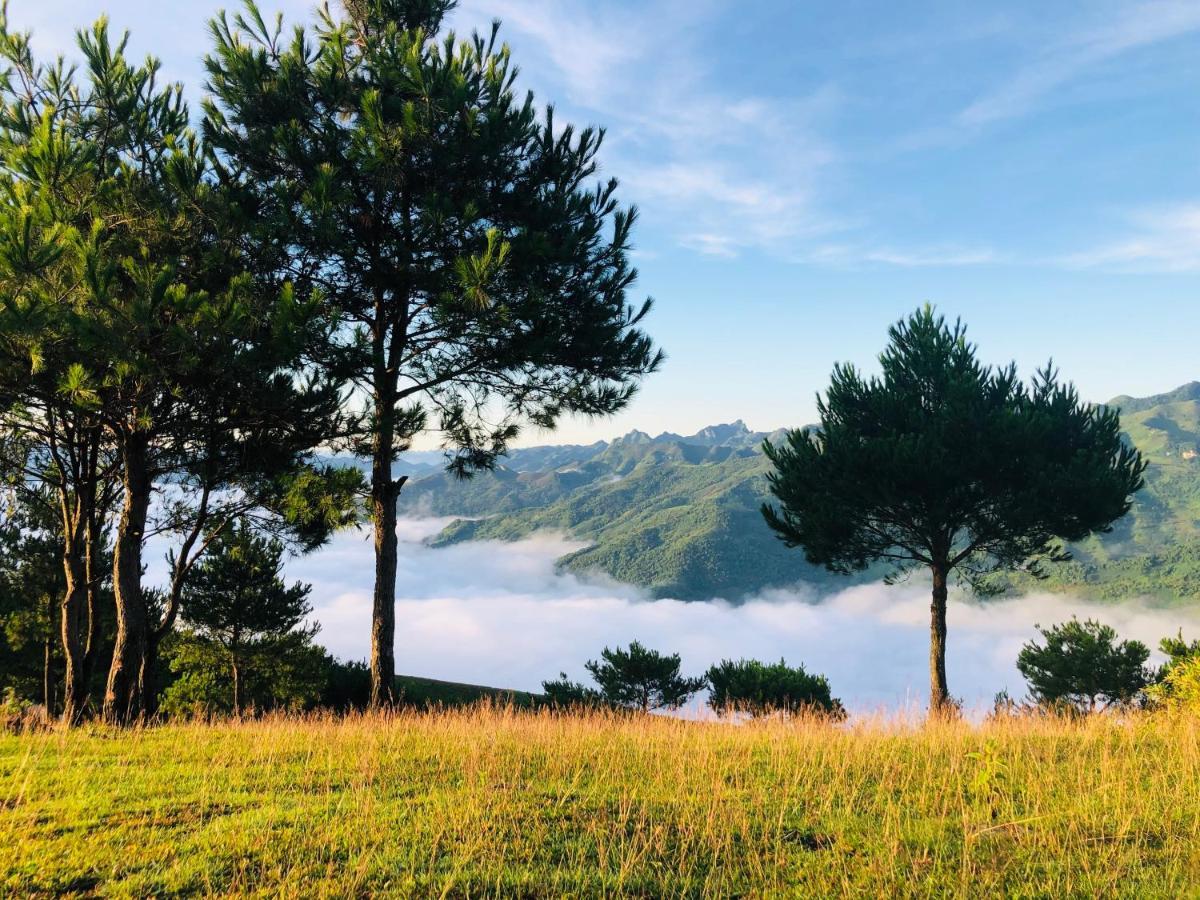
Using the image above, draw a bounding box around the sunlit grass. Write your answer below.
[2,707,1198,896]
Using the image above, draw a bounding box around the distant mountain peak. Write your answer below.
[694,420,750,437]
[613,429,653,445]
[679,420,760,448]
[640,420,759,449]
[1108,382,1200,415]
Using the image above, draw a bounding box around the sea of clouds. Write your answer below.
[280,518,1200,715]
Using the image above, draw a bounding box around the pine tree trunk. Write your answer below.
[369,353,398,710]
[42,633,52,714]
[231,652,242,718]
[139,633,161,720]
[80,432,105,714]
[104,434,151,725]
[81,510,102,712]
[928,561,951,716]
[59,525,88,725]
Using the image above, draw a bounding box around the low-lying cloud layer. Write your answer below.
[288,519,1200,714]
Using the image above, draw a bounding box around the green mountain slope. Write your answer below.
[400,386,1200,604]
[1004,384,1200,602]
[400,422,863,600]
[429,448,857,599]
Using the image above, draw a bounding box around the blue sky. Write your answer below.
[10,0,1200,444]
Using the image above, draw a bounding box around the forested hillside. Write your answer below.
[399,422,847,599]
[399,384,1200,603]
[1008,382,1200,602]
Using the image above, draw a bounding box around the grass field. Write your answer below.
[2,708,1199,897]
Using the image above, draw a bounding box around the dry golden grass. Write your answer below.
[1,706,1198,897]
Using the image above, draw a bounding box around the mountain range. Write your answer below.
[393,383,1200,604]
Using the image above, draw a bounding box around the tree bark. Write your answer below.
[42,633,52,714]
[81,508,103,711]
[59,521,88,725]
[370,376,398,709]
[231,651,242,718]
[103,433,151,725]
[78,432,104,718]
[928,561,952,716]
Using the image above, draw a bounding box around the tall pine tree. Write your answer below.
[205,0,662,705]
[0,13,123,722]
[763,307,1145,715]
[0,14,356,722]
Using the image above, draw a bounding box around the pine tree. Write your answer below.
[584,642,704,713]
[204,0,662,705]
[763,307,1146,715]
[1017,619,1151,713]
[0,14,123,722]
[0,14,357,723]
[180,523,313,716]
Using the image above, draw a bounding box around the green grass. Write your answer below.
[3,708,1199,897]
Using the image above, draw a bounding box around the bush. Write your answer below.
[322,659,372,711]
[541,674,605,710]
[1156,631,1200,674]
[1016,618,1151,714]
[706,658,844,719]
[584,642,706,713]
[1146,632,1200,712]
[160,630,327,718]
[1146,657,1200,712]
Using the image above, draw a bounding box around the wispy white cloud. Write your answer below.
[961,0,1200,126]
[863,247,1001,267]
[1062,203,1200,272]
[454,0,650,108]
[679,233,740,259]
[454,0,841,260]
[626,154,839,258]
[804,243,1002,268]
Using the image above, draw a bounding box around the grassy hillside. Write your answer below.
[395,674,541,708]
[3,709,1198,896]
[403,385,1200,604]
